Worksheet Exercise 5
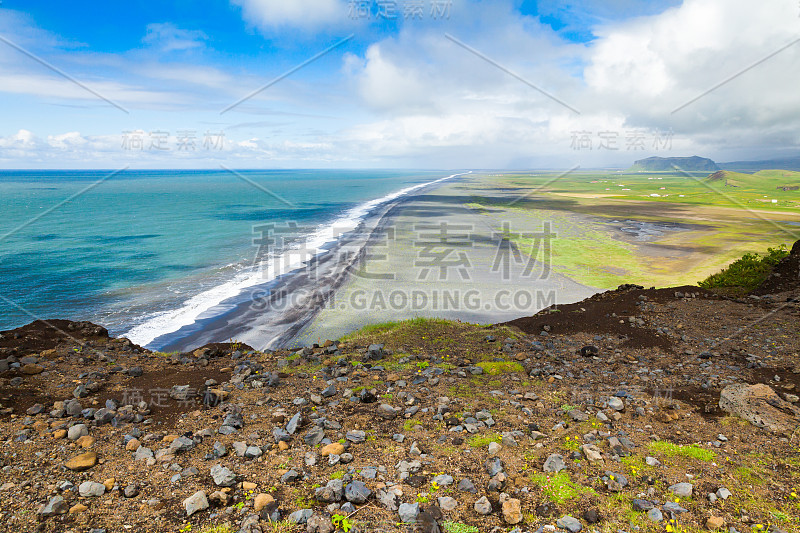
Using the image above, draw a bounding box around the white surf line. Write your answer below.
[124,171,472,347]
[261,170,474,349]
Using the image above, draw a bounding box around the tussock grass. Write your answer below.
[530,471,595,504]
[467,433,502,447]
[698,245,789,293]
[648,441,716,462]
[476,361,525,375]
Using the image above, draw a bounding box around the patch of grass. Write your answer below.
[340,317,455,341]
[381,360,415,371]
[403,419,423,432]
[720,415,749,427]
[733,465,768,486]
[284,362,322,375]
[530,471,595,504]
[467,433,502,447]
[620,454,649,477]
[698,244,789,293]
[648,441,716,462]
[198,525,233,533]
[442,522,480,533]
[476,361,525,375]
[330,470,345,479]
[264,520,301,533]
[153,351,181,357]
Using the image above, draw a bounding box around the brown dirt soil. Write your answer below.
[0,268,798,533]
[752,239,800,295]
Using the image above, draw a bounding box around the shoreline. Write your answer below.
[290,176,602,346]
[149,173,472,352]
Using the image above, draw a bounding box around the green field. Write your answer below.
[461,169,800,288]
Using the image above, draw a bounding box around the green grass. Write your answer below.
[263,520,301,533]
[461,170,799,289]
[476,361,525,375]
[698,244,789,293]
[403,419,423,432]
[467,432,502,447]
[198,524,233,533]
[648,441,716,462]
[530,471,595,504]
[442,523,480,533]
[340,317,454,340]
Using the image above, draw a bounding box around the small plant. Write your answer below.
[199,524,233,533]
[330,470,345,480]
[563,435,581,452]
[265,520,301,533]
[403,419,423,432]
[179,524,193,533]
[442,523,479,533]
[233,501,245,511]
[332,515,352,532]
[416,493,431,503]
[416,360,430,371]
[467,433,502,447]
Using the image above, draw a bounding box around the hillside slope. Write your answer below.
[630,156,719,172]
[0,244,798,533]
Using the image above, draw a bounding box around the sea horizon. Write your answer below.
[0,168,465,349]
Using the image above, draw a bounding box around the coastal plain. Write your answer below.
[294,170,799,345]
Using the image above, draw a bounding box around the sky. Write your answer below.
[0,0,798,169]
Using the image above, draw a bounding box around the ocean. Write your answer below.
[0,169,458,349]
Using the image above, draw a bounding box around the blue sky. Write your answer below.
[0,0,798,168]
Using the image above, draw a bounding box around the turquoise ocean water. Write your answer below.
[0,169,454,348]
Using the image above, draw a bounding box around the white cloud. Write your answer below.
[331,0,800,167]
[142,23,208,52]
[2,0,799,168]
[232,0,347,30]
[0,72,176,106]
[584,0,800,132]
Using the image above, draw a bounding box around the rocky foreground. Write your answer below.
[0,244,799,533]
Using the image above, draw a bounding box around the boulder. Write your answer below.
[64,451,97,472]
[183,490,209,517]
[78,481,105,498]
[39,496,69,516]
[719,383,800,434]
[502,498,522,524]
